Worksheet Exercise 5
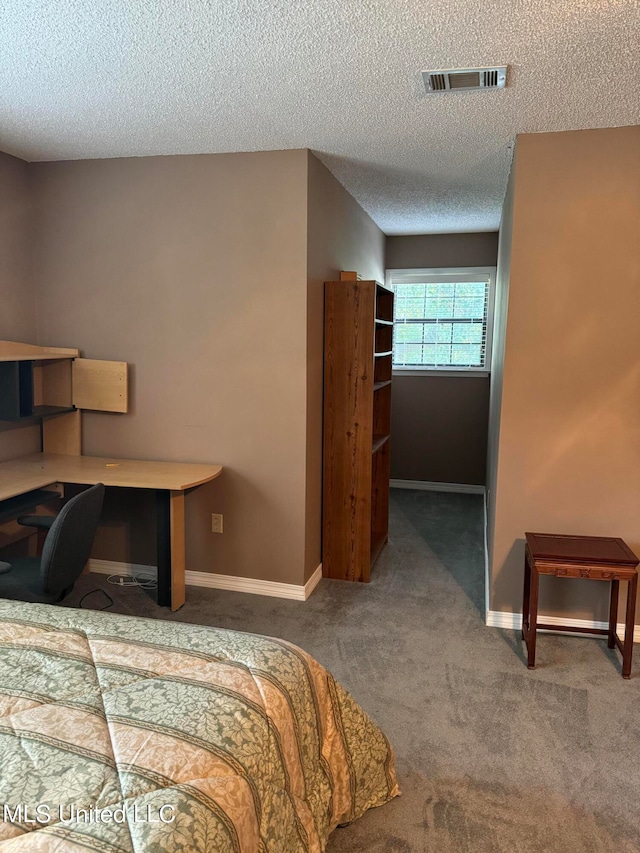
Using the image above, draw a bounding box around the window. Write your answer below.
[386,267,496,373]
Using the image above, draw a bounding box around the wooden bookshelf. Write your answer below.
[323,276,394,582]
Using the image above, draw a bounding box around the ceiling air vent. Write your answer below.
[422,66,507,93]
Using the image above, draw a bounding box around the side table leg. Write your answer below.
[608,579,620,649]
[527,564,539,670]
[522,554,531,641]
[622,575,637,679]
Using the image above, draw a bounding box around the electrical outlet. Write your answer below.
[211,513,224,534]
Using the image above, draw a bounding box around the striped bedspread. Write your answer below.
[0,601,398,852]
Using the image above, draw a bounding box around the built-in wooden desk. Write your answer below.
[0,453,222,611]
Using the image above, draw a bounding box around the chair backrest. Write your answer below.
[40,483,105,596]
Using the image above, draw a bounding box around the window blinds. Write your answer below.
[387,268,495,370]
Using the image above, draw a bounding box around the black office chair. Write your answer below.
[0,483,105,604]
[15,507,58,552]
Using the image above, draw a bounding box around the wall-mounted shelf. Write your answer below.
[32,405,76,419]
[0,340,129,455]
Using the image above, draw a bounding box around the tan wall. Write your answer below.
[306,152,385,578]
[386,232,498,484]
[0,152,41,462]
[386,232,498,270]
[31,150,311,585]
[486,160,516,558]
[0,152,36,342]
[490,126,640,622]
[391,376,489,485]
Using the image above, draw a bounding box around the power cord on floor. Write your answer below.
[106,573,158,590]
[79,588,114,610]
[77,574,156,610]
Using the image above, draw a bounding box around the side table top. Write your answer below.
[525,532,639,566]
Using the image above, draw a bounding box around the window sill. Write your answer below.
[392,368,490,378]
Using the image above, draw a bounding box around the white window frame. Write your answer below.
[386,266,496,377]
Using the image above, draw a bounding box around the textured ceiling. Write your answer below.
[1,1,639,234]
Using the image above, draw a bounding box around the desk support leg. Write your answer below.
[169,490,186,611]
[156,491,186,611]
[156,490,171,608]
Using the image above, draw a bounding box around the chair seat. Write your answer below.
[0,558,66,604]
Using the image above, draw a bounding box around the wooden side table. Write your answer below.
[523,532,639,679]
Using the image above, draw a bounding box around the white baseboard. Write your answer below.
[486,609,640,643]
[483,493,490,621]
[88,559,153,580]
[87,559,323,602]
[304,564,323,598]
[390,479,485,495]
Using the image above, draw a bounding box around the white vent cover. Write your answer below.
[422,66,507,93]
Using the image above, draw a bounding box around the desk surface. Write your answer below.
[0,453,222,500]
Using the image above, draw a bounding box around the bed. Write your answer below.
[0,601,398,852]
